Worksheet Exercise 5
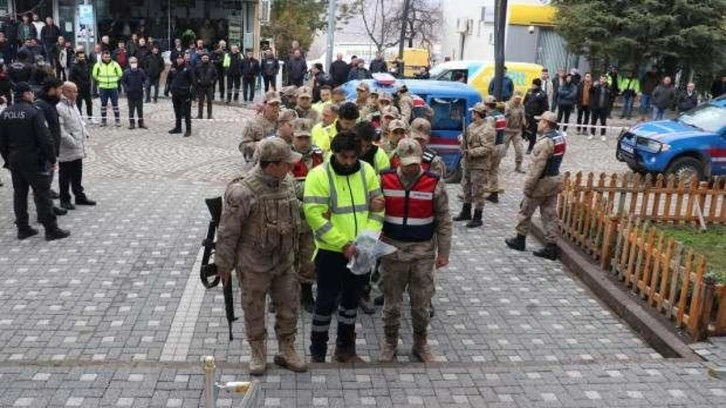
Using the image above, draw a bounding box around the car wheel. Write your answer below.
[665,157,704,184]
[444,161,462,184]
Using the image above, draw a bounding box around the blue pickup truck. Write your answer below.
[342,76,482,182]
[616,96,726,181]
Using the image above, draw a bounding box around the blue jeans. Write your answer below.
[99,88,120,123]
[639,94,651,115]
[621,94,634,118]
[651,106,666,121]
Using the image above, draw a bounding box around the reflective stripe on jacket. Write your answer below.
[92,61,123,89]
[303,161,383,252]
[381,170,437,242]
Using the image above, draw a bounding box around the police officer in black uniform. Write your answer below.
[168,53,195,137]
[0,82,70,241]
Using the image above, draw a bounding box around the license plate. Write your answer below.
[620,144,634,154]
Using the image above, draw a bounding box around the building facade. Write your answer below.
[0,0,262,53]
[440,0,588,73]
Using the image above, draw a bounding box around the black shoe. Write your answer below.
[301,283,315,314]
[169,128,182,134]
[196,115,203,120]
[429,303,435,318]
[485,192,499,204]
[533,243,559,260]
[52,206,68,216]
[465,209,483,228]
[373,295,384,306]
[184,129,192,137]
[45,227,71,241]
[311,354,325,363]
[145,99,151,104]
[60,201,76,210]
[453,203,472,221]
[505,234,526,251]
[75,197,96,206]
[49,189,60,199]
[128,123,136,130]
[359,297,375,315]
[17,227,39,240]
[526,147,533,155]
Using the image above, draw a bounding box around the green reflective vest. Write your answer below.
[92,61,123,89]
[303,161,384,252]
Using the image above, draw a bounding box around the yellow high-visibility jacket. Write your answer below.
[92,61,123,89]
[303,160,383,252]
[312,121,337,153]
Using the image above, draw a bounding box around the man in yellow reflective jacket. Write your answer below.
[92,51,123,126]
[303,130,385,363]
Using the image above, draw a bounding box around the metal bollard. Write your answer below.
[202,356,260,408]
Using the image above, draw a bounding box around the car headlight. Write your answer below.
[636,138,668,153]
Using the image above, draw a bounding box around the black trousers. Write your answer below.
[58,159,86,203]
[263,75,275,92]
[576,106,591,133]
[196,87,213,118]
[556,105,573,131]
[76,89,93,118]
[172,94,192,130]
[145,77,160,103]
[216,66,226,98]
[128,96,144,124]
[227,75,241,102]
[242,76,256,102]
[591,108,607,136]
[310,249,367,358]
[525,115,538,151]
[11,166,56,228]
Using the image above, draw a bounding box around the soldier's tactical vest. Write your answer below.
[542,130,567,178]
[380,169,438,242]
[238,174,301,254]
[491,109,507,145]
[291,148,324,179]
[389,148,437,172]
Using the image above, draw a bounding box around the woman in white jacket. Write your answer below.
[57,81,95,210]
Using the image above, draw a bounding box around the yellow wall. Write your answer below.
[509,4,556,27]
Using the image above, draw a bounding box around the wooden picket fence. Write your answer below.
[557,172,726,339]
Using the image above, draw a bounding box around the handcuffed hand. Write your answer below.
[370,196,385,212]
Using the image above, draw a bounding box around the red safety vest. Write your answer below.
[291,148,324,179]
[380,169,438,242]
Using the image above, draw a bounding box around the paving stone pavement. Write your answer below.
[0,100,724,407]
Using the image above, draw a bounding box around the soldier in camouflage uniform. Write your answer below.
[377,106,399,147]
[504,91,527,173]
[505,111,566,260]
[276,109,298,144]
[453,102,496,228]
[381,119,407,156]
[396,84,414,123]
[483,97,507,204]
[294,86,321,124]
[215,137,308,376]
[290,118,325,313]
[378,138,452,363]
[239,91,280,160]
[279,85,299,109]
[410,117,446,177]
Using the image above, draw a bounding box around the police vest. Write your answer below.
[291,148,324,179]
[542,130,567,177]
[491,110,507,145]
[390,148,437,171]
[381,170,438,242]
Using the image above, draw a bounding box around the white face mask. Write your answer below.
[130,63,138,69]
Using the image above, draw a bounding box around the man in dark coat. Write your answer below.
[523,78,549,154]
[121,57,148,129]
[69,50,93,120]
[329,53,350,87]
[225,45,243,103]
[677,82,699,113]
[241,49,260,104]
[589,75,612,140]
[40,17,60,63]
[143,45,165,103]
[168,54,195,137]
[369,51,388,74]
[260,49,279,92]
[286,49,307,87]
[0,82,70,241]
[194,52,218,119]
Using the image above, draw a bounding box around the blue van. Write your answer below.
[342,76,482,182]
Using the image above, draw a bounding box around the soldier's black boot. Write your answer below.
[453,203,472,221]
[533,243,559,260]
[485,192,499,203]
[466,209,483,228]
[505,234,526,251]
[17,226,39,240]
[44,224,71,241]
[301,283,315,314]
